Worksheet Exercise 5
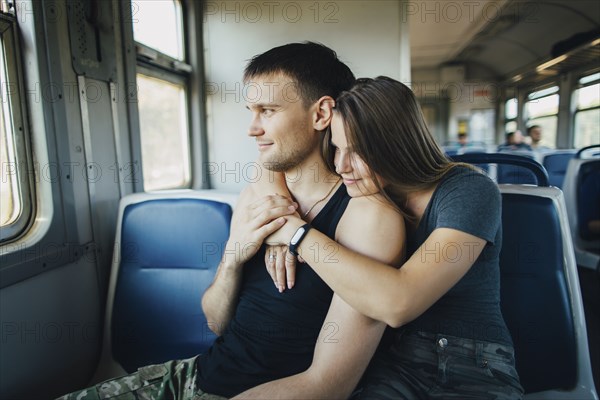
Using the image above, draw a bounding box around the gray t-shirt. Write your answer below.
[403,166,512,345]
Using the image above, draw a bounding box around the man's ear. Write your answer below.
[312,96,335,131]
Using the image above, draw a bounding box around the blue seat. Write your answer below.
[92,190,237,379]
[454,152,549,186]
[577,161,600,242]
[454,153,597,399]
[497,150,540,185]
[563,145,600,270]
[542,150,577,189]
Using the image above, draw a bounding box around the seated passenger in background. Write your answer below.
[498,130,533,151]
[260,76,524,399]
[527,125,551,151]
[57,42,405,400]
[458,132,469,147]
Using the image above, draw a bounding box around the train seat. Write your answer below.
[541,150,577,189]
[454,153,597,399]
[92,190,237,381]
[563,145,600,270]
[497,150,542,185]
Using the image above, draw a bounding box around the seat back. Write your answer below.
[454,153,597,399]
[497,150,540,184]
[577,160,600,242]
[453,152,549,186]
[500,187,576,394]
[93,190,237,378]
[541,150,577,189]
[563,145,600,270]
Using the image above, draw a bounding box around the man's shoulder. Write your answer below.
[336,195,405,265]
[339,195,404,235]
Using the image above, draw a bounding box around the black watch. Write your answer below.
[289,224,312,256]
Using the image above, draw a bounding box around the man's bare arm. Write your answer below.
[202,189,296,335]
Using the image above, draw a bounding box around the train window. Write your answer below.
[505,98,518,133]
[132,0,192,191]
[0,12,33,243]
[132,0,184,60]
[137,73,190,191]
[525,86,559,148]
[573,73,600,148]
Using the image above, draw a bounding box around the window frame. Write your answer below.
[0,12,34,243]
[132,0,193,191]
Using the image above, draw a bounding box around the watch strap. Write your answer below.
[289,223,312,256]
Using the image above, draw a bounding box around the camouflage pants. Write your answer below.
[352,331,524,399]
[56,356,227,400]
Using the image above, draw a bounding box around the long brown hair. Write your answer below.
[323,76,467,215]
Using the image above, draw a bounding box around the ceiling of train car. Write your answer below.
[411,0,600,81]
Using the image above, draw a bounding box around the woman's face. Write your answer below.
[331,114,382,197]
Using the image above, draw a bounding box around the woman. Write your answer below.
[262,76,524,399]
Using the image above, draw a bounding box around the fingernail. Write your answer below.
[288,205,296,211]
[287,281,294,289]
[278,285,284,293]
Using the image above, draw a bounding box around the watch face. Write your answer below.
[290,227,306,244]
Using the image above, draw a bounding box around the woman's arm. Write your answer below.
[272,216,486,328]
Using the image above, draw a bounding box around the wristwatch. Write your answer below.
[289,224,312,256]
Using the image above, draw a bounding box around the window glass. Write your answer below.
[137,73,190,191]
[579,72,600,85]
[575,83,600,110]
[0,15,33,242]
[0,95,19,226]
[525,87,559,148]
[525,94,559,119]
[574,77,600,148]
[505,121,517,134]
[574,109,600,148]
[132,0,183,60]
[505,98,518,120]
[527,86,559,100]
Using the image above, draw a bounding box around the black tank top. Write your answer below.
[197,184,350,397]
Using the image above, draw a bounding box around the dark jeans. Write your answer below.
[353,330,524,399]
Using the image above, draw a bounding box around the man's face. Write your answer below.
[529,127,542,143]
[245,74,320,172]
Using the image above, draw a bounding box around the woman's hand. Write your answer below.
[265,244,296,292]
[263,216,306,292]
[224,194,297,267]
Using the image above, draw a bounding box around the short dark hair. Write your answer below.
[243,42,355,107]
[527,125,540,134]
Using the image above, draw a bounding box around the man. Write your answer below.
[527,125,551,151]
[57,42,404,400]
